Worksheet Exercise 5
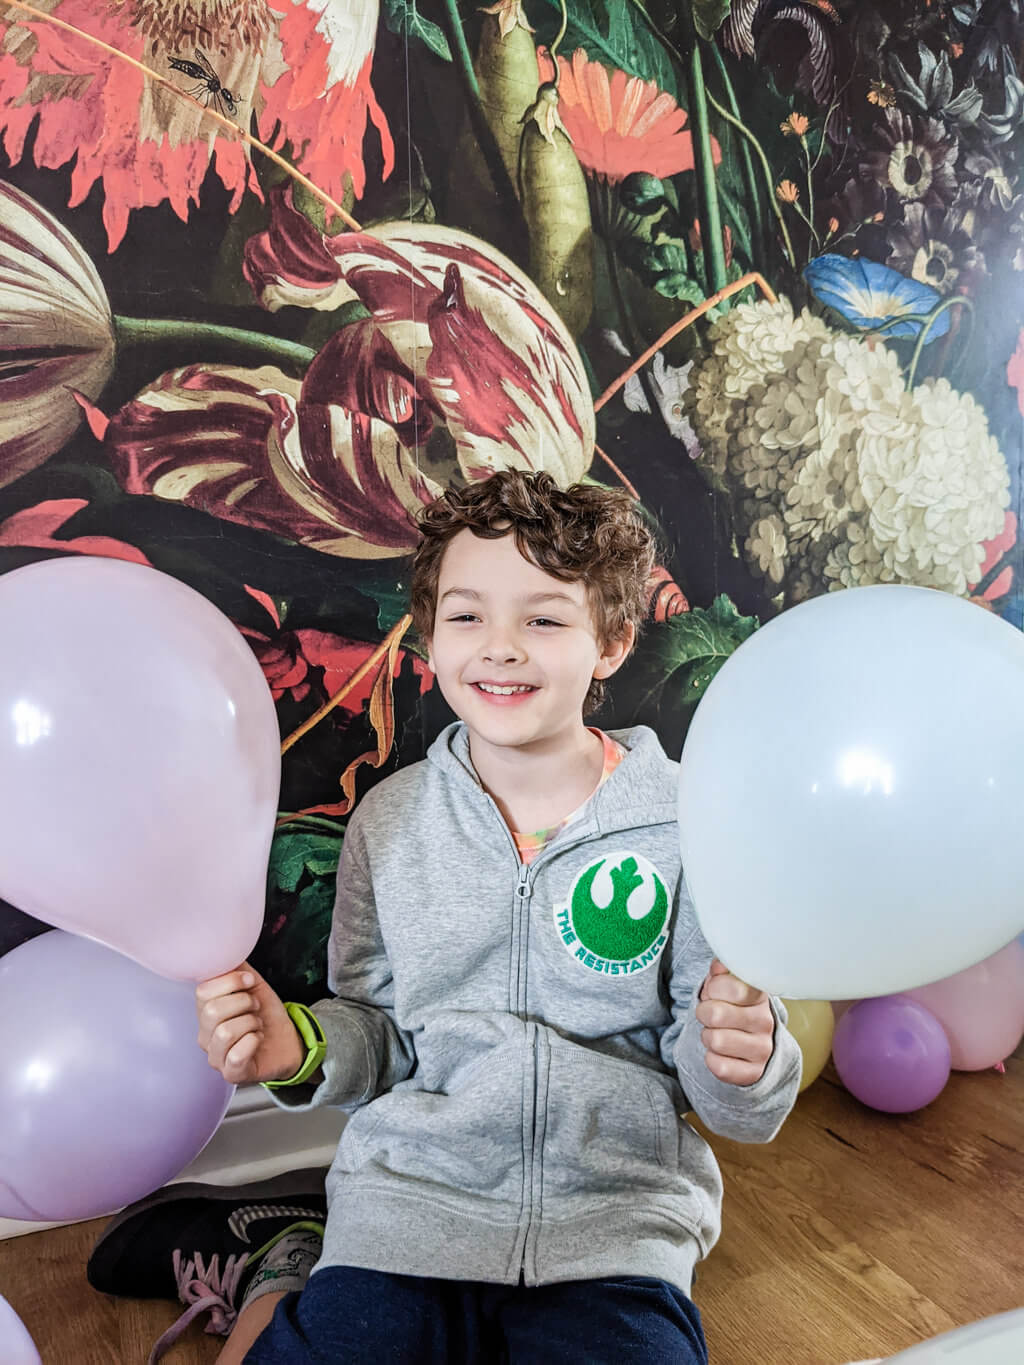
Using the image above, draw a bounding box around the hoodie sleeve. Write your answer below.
[659,878,802,1142]
[265,810,416,1113]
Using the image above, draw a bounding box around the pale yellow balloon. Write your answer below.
[781,999,836,1093]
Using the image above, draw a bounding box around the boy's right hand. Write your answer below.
[196,962,306,1086]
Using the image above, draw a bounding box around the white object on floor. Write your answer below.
[887,1307,1024,1360]
[0,1085,344,1240]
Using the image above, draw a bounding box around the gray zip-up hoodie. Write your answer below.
[270,723,802,1293]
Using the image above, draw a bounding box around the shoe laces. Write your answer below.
[147,1248,247,1363]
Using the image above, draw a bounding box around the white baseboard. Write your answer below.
[0,1086,345,1241]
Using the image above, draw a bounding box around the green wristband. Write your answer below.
[263,1002,327,1089]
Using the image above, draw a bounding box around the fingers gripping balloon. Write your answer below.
[0,557,280,982]
[678,585,1024,1001]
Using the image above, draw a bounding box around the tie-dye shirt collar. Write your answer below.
[513,730,626,865]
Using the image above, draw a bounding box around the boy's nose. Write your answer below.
[481,634,526,664]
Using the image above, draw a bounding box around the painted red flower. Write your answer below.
[536,47,719,183]
[240,592,430,706]
[0,0,392,252]
[970,510,1018,603]
[0,499,150,564]
[244,190,595,485]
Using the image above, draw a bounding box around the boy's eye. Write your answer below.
[529,617,565,628]
[447,613,479,623]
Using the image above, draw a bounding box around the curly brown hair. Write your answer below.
[410,471,657,714]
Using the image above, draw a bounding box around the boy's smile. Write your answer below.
[427,529,631,760]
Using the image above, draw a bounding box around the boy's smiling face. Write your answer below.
[428,529,632,756]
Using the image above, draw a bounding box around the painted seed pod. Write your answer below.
[518,83,594,337]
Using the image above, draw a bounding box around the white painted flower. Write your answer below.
[0,181,115,486]
[686,298,1011,600]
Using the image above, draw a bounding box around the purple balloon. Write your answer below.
[0,556,280,982]
[0,1296,41,1365]
[0,931,232,1222]
[832,996,951,1113]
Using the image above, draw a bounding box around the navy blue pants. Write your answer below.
[244,1266,708,1363]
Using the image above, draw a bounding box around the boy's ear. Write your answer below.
[592,623,636,680]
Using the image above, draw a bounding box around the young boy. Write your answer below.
[89,471,801,1362]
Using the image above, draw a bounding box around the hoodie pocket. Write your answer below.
[540,1044,682,1202]
[338,1047,526,1207]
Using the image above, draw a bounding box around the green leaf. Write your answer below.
[381,0,452,61]
[268,827,344,895]
[631,595,759,717]
[530,0,682,100]
[621,233,706,306]
[693,0,732,43]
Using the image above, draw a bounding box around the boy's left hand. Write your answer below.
[696,958,775,1086]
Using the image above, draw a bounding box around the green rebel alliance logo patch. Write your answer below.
[555,852,670,976]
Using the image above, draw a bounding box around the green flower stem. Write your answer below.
[906,296,975,389]
[550,0,569,63]
[114,316,316,371]
[682,39,727,294]
[628,0,726,294]
[707,43,765,275]
[439,0,529,257]
[800,138,816,253]
[441,0,480,100]
[789,193,820,258]
[703,90,796,270]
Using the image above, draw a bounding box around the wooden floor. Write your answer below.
[2,1044,1021,1365]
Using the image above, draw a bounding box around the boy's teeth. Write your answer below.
[478,683,532,695]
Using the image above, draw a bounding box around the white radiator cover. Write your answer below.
[0,1086,345,1240]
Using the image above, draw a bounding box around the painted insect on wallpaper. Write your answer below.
[1,0,1021,1000]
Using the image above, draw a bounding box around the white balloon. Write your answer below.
[889,1307,1024,1361]
[678,585,1024,1000]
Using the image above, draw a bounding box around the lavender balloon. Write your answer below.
[0,1295,41,1365]
[832,996,951,1114]
[0,931,232,1223]
[0,556,280,982]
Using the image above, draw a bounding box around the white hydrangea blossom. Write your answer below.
[684,299,1010,600]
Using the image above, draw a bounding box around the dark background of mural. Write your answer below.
[1,0,1022,1003]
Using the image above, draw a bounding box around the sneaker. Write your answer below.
[146,1227,325,1363]
[86,1168,329,1301]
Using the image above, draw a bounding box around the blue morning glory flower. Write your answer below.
[803,254,950,340]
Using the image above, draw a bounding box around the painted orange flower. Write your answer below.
[781,112,809,137]
[0,0,393,252]
[536,46,719,183]
[776,179,800,203]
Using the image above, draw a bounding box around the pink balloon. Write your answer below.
[0,557,280,981]
[905,939,1024,1070]
[0,1295,41,1365]
[0,931,232,1223]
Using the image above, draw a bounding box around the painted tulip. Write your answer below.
[245,190,596,487]
[0,181,115,487]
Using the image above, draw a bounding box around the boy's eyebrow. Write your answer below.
[438,588,581,606]
[439,587,482,602]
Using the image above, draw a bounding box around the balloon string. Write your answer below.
[593,271,777,414]
[279,614,413,755]
[0,0,363,231]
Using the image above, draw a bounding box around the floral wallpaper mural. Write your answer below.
[1,0,1021,1002]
